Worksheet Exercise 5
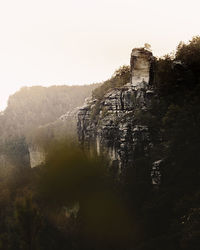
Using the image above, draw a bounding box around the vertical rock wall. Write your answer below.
[130,48,153,88]
[77,48,155,173]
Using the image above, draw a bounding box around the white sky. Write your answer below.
[0,0,199,110]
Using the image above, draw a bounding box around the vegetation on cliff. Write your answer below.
[92,65,130,100]
[133,36,200,250]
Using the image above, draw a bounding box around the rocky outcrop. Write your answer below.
[29,146,45,168]
[131,48,154,88]
[77,48,156,174]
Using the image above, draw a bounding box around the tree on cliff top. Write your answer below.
[92,65,130,100]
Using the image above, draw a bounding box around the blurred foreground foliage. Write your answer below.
[0,141,136,250]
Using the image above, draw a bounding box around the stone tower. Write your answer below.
[130,48,153,88]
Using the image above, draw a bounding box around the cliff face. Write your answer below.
[77,48,156,174]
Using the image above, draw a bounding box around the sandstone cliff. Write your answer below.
[77,48,158,178]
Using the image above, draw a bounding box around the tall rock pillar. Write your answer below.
[130,48,153,88]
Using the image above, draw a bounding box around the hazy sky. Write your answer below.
[0,0,199,110]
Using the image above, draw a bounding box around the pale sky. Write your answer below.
[0,0,199,110]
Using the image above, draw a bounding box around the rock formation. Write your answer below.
[28,47,158,176]
[29,145,45,168]
[77,47,156,174]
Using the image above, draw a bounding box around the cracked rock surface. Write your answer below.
[77,48,156,172]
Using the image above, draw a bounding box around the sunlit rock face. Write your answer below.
[29,146,45,168]
[130,48,153,88]
[77,48,155,173]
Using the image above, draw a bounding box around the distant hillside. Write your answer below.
[0,84,99,167]
[0,84,99,140]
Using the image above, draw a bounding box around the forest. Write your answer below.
[0,37,199,250]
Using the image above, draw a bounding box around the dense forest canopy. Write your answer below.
[0,36,199,250]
